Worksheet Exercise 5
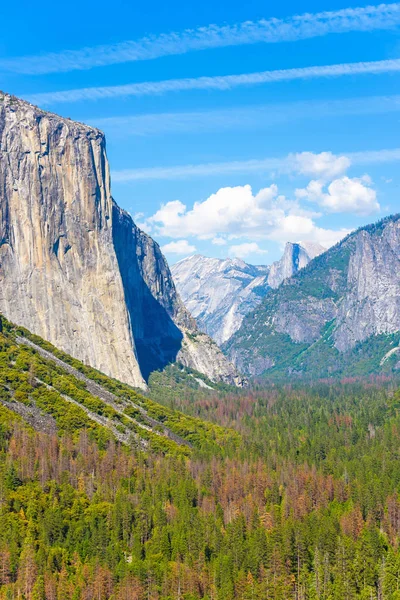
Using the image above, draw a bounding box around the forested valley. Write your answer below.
[2,323,400,598]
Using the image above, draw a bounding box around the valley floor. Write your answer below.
[1,320,400,598]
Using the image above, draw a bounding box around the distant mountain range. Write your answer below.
[223,214,400,379]
[172,242,325,344]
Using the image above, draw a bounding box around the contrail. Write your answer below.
[2,3,399,74]
[26,58,400,106]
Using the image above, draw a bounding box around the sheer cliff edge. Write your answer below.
[0,92,244,389]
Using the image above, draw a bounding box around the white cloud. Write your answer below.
[229,243,268,259]
[212,237,227,245]
[112,147,400,182]
[268,219,350,247]
[147,184,348,249]
[161,240,196,255]
[296,175,380,215]
[289,151,351,179]
[28,58,400,106]
[149,184,280,239]
[134,151,377,250]
[7,4,400,75]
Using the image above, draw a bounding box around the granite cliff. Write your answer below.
[0,93,241,388]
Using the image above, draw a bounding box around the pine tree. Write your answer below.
[115,574,144,599]
[383,549,400,597]
[17,537,38,600]
[0,547,11,586]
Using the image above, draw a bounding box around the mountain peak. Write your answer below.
[267,240,326,288]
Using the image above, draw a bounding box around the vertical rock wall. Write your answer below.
[0,93,241,387]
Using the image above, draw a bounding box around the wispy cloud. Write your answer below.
[112,158,285,182]
[348,148,400,164]
[2,3,400,74]
[27,58,400,106]
[111,148,400,182]
[90,94,400,136]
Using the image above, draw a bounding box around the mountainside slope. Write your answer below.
[0,92,240,387]
[224,215,400,378]
[0,314,239,455]
[172,242,325,344]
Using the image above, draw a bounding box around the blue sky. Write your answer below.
[1,0,399,263]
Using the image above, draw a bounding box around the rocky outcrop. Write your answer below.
[224,215,400,378]
[267,242,326,288]
[177,331,246,386]
[172,243,325,345]
[334,219,400,351]
[0,92,240,388]
[0,93,144,387]
[273,297,338,344]
[172,256,269,345]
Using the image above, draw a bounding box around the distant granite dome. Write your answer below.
[267,242,326,288]
[223,215,400,379]
[172,242,325,345]
[0,92,243,388]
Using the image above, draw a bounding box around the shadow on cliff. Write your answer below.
[112,204,183,382]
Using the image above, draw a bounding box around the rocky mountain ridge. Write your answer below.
[0,92,241,388]
[172,242,325,344]
[224,215,400,378]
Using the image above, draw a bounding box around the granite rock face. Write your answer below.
[334,219,400,351]
[172,243,325,345]
[267,242,326,289]
[224,216,400,377]
[0,93,240,388]
[172,256,269,345]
